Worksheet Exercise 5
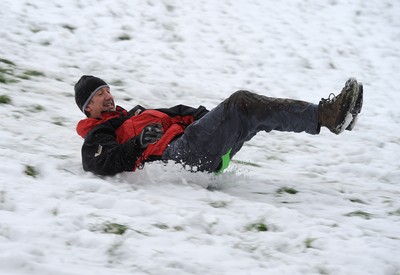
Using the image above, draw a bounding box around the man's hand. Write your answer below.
[138,124,164,148]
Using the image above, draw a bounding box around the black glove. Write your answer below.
[138,124,164,148]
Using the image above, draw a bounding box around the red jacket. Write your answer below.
[76,105,208,175]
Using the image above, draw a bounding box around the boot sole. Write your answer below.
[332,78,360,134]
[346,83,363,131]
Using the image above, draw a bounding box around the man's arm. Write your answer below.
[82,120,145,176]
[156,105,209,121]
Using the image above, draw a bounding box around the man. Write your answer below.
[75,76,363,176]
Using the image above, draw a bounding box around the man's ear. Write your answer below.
[84,106,92,118]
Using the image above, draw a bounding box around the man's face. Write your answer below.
[85,87,116,118]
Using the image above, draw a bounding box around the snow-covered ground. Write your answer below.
[1,0,399,274]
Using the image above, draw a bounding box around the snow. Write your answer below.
[1,0,400,274]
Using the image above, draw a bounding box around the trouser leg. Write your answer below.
[162,90,320,172]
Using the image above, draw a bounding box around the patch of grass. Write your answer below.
[26,70,45,77]
[252,191,269,195]
[246,222,268,232]
[24,165,38,178]
[0,95,11,104]
[152,223,185,232]
[173,225,184,231]
[277,187,298,195]
[165,4,175,12]
[349,198,366,204]
[52,208,59,216]
[0,58,15,66]
[0,58,18,84]
[40,41,51,46]
[0,67,12,74]
[117,34,131,41]
[22,70,45,78]
[62,24,76,32]
[53,121,64,126]
[345,210,372,220]
[102,222,129,235]
[18,74,30,80]
[304,237,317,248]
[29,104,45,112]
[317,267,330,275]
[388,208,400,216]
[153,223,169,230]
[61,92,74,98]
[110,79,124,86]
[91,222,149,236]
[0,74,6,83]
[30,27,43,33]
[0,73,15,84]
[209,201,229,208]
[52,117,66,126]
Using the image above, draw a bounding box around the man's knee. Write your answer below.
[229,90,254,101]
[224,90,258,113]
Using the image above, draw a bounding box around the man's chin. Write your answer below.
[103,106,116,112]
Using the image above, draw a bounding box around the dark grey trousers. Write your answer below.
[162,90,320,172]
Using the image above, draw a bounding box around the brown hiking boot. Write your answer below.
[318,78,360,134]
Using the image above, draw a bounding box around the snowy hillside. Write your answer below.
[1,0,399,274]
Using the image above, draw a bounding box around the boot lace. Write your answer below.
[320,93,338,104]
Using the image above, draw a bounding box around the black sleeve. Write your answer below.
[81,119,144,176]
[156,104,209,121]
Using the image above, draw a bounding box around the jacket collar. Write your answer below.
[76,106,127,138]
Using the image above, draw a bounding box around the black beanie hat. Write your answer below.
[74,75,109,113]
